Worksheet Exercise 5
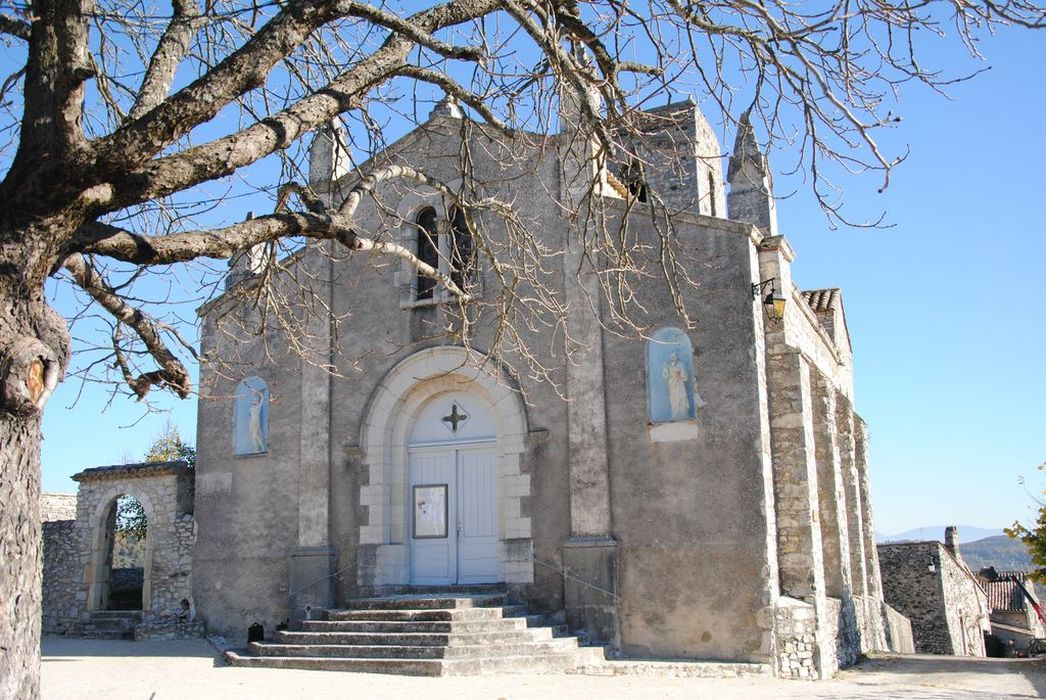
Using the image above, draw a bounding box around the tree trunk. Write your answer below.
[0,413,44,700]
[0,254,70,699]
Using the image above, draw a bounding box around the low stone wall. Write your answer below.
[134,621,206,641]
[884,603,914,653]
[42,493,77,521]
[42,520,85,634]
[774,597,818,679]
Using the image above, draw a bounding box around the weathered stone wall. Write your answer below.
[938,545,989,656]
[601,206,776,663]
[831,596,860,667]
[758,235,890,673]
[883,603,915,653]
[41,519,83,634]
[877,541,988,656]
[626,100,724,217]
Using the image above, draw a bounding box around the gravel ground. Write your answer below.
[41,636,1046,700]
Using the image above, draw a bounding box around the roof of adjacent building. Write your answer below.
[978,570,1038,612]
[801,288,841,312]
[799,287,852,356]
[982,579,1029,612]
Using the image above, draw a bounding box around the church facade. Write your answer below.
[191,99,902,678]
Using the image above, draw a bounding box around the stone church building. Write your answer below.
[183,95,908,678]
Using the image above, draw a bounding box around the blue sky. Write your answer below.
[37,20,1046,537]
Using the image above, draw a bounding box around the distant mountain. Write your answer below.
[958,535,1033,573]
[876,525,1005,544]
[958,535,1045,601]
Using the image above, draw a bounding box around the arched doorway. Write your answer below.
[408,391,499,585]
[357,346,534,590]
[87,492,153,613]
[108,495,148,609]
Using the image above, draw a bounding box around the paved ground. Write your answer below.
[41,637,1046,699]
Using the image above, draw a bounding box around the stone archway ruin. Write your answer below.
[41,461,197,638]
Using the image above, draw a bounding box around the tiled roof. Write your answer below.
[982,578,1029,612]
[801,288,841,313]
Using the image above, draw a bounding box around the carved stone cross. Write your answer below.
[441,403,468,433]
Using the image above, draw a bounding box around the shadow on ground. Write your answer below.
[42,635,219,661]
[838,653,1046,699]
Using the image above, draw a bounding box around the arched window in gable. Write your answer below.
[628,162,649,203]
[449,205,475,291]
[415,207,440,301]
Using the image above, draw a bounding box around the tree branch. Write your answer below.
[62,252,192,399]
[394,66,510,133]
[127,0,204,121]
[95,0,499,177]
[0,14,31,41]
[73,213,347,264]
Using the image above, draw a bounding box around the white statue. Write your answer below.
[662,352,691,420]
[247,391,265,452]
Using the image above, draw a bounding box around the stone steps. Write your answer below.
[90,610,144,621]
[224,593,602,675]
[247,637,581,659]
[344,594,507,610]
[67,610,143,640]
[324,605,527,622]
[224,650,603,676]
[274,627,555,647]
[299,617,536,634]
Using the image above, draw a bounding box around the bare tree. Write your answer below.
[1,0,1043,695]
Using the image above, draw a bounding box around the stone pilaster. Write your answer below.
[811,370,859,666]
[294,123,345,620]
[291,247,335,623]
[767,349,832,677]
[557,85,618,646]
[855,416,887,650]
[836,396,872,650]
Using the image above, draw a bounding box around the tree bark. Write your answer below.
[0,412,44,700]
[0,242,70,700]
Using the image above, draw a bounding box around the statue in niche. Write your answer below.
[663,352,691,420]
[234,376,269,455]
[247,393,265,451]
[646,327,699,423]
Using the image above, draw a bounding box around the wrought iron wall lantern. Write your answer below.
[752,278,787,323]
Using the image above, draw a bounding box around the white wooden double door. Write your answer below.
[409,442,500,585]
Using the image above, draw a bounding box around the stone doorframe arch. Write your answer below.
[84,488,156,613]
[357,345,533,589]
